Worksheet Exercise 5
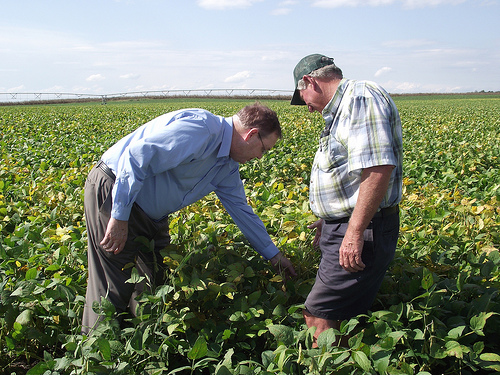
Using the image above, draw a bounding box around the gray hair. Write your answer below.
[297,64,343,90]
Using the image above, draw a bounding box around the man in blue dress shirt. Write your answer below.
[82,102,296,334]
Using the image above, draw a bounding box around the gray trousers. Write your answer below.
[82,162,170,334]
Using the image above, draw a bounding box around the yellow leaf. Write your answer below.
[481,245,498,255]
[281,221,296,233]
[408,194,419,202]
[477,217,484,230]
[443,223,453,231]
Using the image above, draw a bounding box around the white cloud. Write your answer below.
[375,67,392,77]
[120,73,141,79]
[311,0,467,7]
[382,39,435,49]
[381,80,422,93]
[86,74,106,82]
[382,80,469,94]
[8,85,25,92]
[271,7,292,15]
[42,85,65,92]
[197,0,263,10]
[402,0,467,8]
[272,0,297,14]
[224,71,252,83]
[311,0,393,7]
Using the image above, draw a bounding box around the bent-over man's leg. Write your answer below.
[82,165,170,334]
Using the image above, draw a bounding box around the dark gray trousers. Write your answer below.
[304,211,399,321]
[82,162,170,334]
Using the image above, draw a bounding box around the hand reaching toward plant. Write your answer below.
[270,252,297,281]
[307,219,323,249]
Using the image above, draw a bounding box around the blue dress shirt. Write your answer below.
[100,108,279,260]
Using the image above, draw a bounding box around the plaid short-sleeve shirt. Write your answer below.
[309,79,403,220]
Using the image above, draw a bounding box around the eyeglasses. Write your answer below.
[258,133,268,155]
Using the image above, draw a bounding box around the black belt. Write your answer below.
[325,205,399,224]
[96,160,116,180]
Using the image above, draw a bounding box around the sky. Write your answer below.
[1,0,499,96]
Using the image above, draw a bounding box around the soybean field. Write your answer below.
[1,95,499,374]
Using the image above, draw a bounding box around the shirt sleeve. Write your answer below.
[214,168,279,260]
[111,116,215,220]
[347,90,399,172]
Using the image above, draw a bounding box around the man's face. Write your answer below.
[230,130,279,164]
[300,78,329,113]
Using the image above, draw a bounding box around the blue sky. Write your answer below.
[1,0,498,95]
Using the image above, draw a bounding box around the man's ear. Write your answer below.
[242,127,259,142]
[302,75,316,88]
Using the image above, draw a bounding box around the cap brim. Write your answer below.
[290,89,305,105]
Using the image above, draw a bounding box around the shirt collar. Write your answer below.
[321,78,349,137]
[217,116,233,158]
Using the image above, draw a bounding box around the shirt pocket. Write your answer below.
[316,134,347,172]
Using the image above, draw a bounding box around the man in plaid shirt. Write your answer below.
[291,54,403,346]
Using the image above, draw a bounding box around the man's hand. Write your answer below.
[338,230,365,272]
[100,218,128,255]
[339,165,394,272]
[270,252,297,281]
[307,219,323,249]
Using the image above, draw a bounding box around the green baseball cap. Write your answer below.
[290,54,336,105]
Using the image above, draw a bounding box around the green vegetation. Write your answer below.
[1,96,499,374]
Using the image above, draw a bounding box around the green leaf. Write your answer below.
[444,340,467,359]
[421,267,434,290]
[261,350,274,368]
[268,324,294,346]
[470,312,495,336]
[371,346,391,374]
[215,365,232,375]
[188,336,208,360]
[46,264,61,271]
[317,328,336,348]
[340,317,359,335]
[221,348,234,369]
[351,350,371,372]
[129,329,143,352]
[125,267,145,284]
[167,366,194,374]
[480,352,500,362]
[473,341,485,354]
[25,267,38,280]
[479,353,500,371]
[26,364,48,375]
[305,326,316,349]
[98,338,111,361]
[272,304,287,317]
[456,271,467,291]
[15,309,33,326]
[447,325,465,339]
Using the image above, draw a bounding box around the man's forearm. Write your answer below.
[348,165,394,233]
